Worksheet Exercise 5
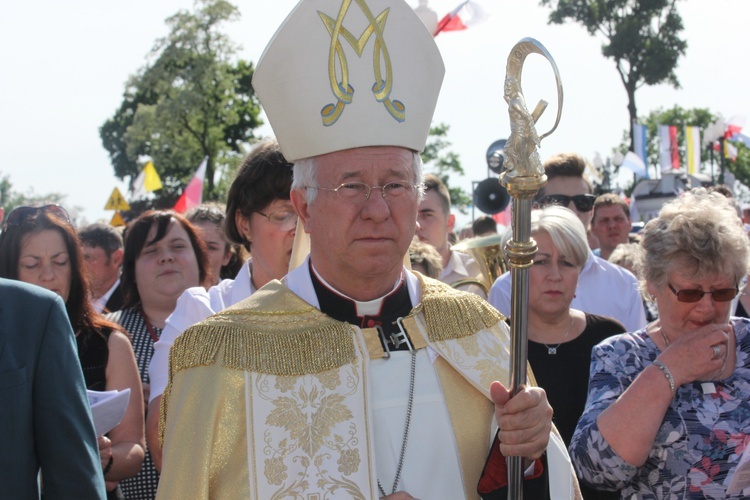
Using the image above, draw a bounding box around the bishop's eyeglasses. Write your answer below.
[307,181,421,204]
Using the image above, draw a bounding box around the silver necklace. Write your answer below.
[377,350,417,497]
[541,316,574,355]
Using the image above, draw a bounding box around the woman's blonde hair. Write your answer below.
[531,205,589,268]
[640,188,750,291]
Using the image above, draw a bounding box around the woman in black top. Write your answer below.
[524,205,625,500]
[0,204,145,499]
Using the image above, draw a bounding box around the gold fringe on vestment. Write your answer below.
[417,276,505,342]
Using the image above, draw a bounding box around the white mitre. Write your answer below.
[253,0,445,162]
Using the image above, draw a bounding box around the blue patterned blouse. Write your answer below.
[570,317,750,499]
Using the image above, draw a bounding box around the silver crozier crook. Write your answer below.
[500,37,563,499]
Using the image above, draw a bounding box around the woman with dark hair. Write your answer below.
[147,138,296,470]
[0,204,145,499]
[108,209,208,499]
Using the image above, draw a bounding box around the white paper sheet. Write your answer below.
[87,388,131,437]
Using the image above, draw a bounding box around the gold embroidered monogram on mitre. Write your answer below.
[318,0,405,125]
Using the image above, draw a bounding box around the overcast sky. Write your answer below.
[1,0,747,225]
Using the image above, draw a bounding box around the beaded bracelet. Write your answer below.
[653,360,676,396]
[103,455,114,475]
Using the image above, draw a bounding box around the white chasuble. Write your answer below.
[157,262,580,499]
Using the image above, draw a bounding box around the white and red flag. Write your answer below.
[725,115,746,140]
[434,1,489,36]
[173,157,207,213]
[658,125,679,172]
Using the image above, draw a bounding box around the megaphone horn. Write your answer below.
[473,177,510,215]
[486,139,508,174]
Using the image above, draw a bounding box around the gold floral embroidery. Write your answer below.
[275,375,297,393]
[264,457,287,485]
[337,447,361,475]
[316,368,341,390]
[259,365,366,498]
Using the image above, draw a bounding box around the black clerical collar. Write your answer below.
[310,261,413,350]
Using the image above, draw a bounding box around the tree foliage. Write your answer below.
[0,173,79,222]
[421,123,471,213]
[100,0,262,206]
[540,0,687,151]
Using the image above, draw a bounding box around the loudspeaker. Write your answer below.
[473,177,510,214]
[486,139,508,174]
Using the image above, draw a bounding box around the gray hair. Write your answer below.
[530,205,589,268]
[640,187,750,291]
[292,150,425,204]
[608,242,643,275]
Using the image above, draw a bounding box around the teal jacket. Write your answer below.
[0,278,106,499]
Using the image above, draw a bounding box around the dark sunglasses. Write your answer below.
[2,204,70,230]
[667,283,738,303]
[539,193,596,212]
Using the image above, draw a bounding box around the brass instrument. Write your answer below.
[450,233,508,296]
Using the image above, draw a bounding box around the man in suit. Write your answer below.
[79,222,124,313]
[0,277,106,499]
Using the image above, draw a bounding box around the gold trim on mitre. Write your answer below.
[253,0,444,162]
[416,274,506,342]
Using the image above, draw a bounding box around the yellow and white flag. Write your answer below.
[131,161,163,199]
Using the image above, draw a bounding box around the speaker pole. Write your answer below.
[471,180,479,223]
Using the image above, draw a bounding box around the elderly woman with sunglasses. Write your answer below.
[570,188,750,498]
[146,139,296,470]
[0,205,145,499]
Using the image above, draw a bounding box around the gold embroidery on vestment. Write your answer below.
[417,275,505,341]
[169,299,355,377]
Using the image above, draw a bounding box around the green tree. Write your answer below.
[540,0,688,151]
[421,123,471,213]
[100,0,262,206]
[0,173,78,222]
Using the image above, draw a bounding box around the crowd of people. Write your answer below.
[3,0,750,499]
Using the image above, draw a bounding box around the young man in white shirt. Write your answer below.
[416,173,482,294]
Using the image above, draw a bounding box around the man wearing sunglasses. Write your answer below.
[490,153,647,333]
